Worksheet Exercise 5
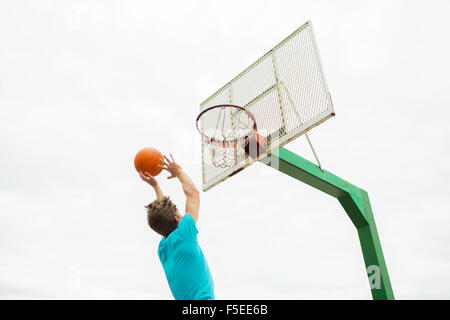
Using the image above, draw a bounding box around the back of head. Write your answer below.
[145,196,178,238]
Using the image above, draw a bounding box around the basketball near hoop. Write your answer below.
[196,104,266,169]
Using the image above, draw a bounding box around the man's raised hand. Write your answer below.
[139,171,158,187]
[159,154,182,179]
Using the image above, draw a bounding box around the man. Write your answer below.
[139,154,214,300]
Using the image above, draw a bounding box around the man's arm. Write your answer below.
[177,170,200,223]
[159,154,200,223]
[152,183,164,200]
[139,171,164,199]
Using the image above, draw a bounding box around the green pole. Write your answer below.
[260,147,394,299]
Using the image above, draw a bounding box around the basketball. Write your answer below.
[134,148,164,176]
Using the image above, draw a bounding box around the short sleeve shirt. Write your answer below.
[158,213,214,300]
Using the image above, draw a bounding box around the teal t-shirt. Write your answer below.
[158,213,214,300]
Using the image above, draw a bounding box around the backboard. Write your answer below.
[199,21,334,191]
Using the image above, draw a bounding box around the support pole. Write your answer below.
[260,147,394,300]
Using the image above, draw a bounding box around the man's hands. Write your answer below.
[160,154,200,223]
[139,171,158,187]
[159,154,183,179]
[138,154,199,222]
[139,171,164,199]
[138,153,181,189]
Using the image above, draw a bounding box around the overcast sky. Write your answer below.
[1,0,449,299]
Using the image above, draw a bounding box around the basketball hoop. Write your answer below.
[196,104,265,168]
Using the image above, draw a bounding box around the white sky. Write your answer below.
[1,0,449,299]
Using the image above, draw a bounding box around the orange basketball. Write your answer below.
[134,148,164,176]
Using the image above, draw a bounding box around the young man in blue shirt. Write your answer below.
[139,154,214,300]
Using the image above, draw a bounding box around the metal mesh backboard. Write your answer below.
[200,21,334,191]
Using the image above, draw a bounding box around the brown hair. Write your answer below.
[145,196,178,237]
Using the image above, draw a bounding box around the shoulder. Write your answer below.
[181,212,195,224]
[176,213,198,238]
[160,213,198,246]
